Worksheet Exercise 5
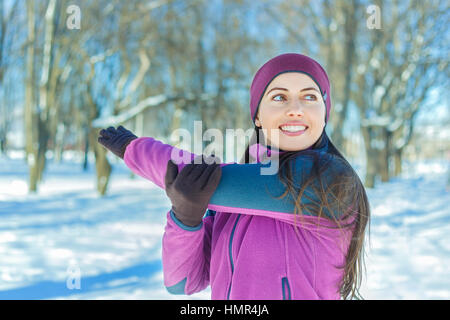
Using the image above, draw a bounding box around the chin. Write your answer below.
[275,143,304,152]
[282,146,308,152]
[278,139,311,152]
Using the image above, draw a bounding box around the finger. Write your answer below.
[198,164,220,189]
[204,166,222,189]
[99,129,112,139]
[191,154,218,167]
[118,126,136,139]
[178,161,205,182]
[197,161,218,179]
[189,163,209,181]
[98,136,108,146]
[191,154,206,165]
[106,126,116,134]
[178,155,206,180]
[190,154,218,181]
[164,160,179,188]
[204,155,221,165]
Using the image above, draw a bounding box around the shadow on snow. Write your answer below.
[0,260,162,300]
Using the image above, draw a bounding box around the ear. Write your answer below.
[255,117,261,128]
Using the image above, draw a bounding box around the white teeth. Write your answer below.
[280,125,307,132]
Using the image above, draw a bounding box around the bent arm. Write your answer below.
[162,209,214,295]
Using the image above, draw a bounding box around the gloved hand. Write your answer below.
[164,154,222,227]
[98,125,138,159]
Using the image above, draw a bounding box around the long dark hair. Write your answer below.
[240,126,371,300]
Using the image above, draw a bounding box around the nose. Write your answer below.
[285,99,305,117]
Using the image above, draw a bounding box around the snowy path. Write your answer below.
[0,154,448,299]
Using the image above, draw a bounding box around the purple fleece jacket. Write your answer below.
[123,137,353,300]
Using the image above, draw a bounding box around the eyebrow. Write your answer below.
[265,87,320,96]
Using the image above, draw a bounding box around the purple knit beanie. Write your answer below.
[250,53,331,125]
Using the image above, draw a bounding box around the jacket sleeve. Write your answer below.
[123,137,202,189]
[162,209,215,295]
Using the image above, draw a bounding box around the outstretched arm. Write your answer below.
[99,127,349,225]
[98,126,207,189]
[123,136,202,189]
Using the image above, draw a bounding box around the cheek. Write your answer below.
[311,104,326,125]
[259,107,282,128]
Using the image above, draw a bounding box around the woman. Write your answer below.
[98,53,371,300]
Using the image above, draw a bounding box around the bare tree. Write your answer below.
[263,0,449,187]
[15,0,447,196]
[24,0,38,191]
[0,0,19,154]
[355,0,448,187]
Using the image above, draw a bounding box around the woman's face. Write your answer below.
[254,72,326,151]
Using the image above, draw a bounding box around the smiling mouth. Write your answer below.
[278,125,308,135]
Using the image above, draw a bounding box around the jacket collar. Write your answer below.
[248,131,329,163]
[248,143,286,163]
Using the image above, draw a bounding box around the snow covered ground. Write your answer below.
[0,151,448,300]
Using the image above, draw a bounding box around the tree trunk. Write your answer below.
[166,2,184,143]
[83,127,89,171]
[25,0,39,192]
[331,0,358,151]
[365,147,378,188]
[0,126,6,155]
[36,117,49,183]
[361,125,377,188]
[28,118,49,189]
[54,123,65,164]
[29,154,38,192]
[380,127,390,182]
[86,84,111,195]
[89,126,111,196]
[0,2,7,155]
[393,147,403,177]
[34,0,57,186]
[25,0,35,159]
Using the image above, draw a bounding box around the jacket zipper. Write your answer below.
[226,214,241,300]
[282,277,292,300]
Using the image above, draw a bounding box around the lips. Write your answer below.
[279,122,309,127]
[278,123,308,136]
[279,128,307,136]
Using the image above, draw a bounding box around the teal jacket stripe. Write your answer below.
[170,210,203,231]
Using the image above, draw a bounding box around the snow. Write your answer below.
[0,152,449,300]
[0,152,210,300]
[359,164,450,299]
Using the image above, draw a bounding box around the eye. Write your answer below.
[272,94,286,102]
[304,94,317,101]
